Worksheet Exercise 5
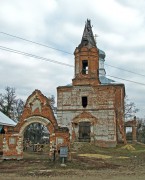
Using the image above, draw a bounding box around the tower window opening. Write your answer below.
[82,60,88,74]
[82,96,88,108]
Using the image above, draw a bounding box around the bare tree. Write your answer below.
[124,96,139,120]
[48,95,57,114]
[136,118,145,143]
[24,123,49,144]
[12,99,25,121]
[0,87,24,122]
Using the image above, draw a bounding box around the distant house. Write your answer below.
[0,111,16,133]
[0,111,16,154]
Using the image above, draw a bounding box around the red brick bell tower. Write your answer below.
[72,19,100,86]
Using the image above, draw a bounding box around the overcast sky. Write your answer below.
[0,0,145,118]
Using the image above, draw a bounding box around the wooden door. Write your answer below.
[79,122,91,142]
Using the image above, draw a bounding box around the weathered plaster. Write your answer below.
[57,42,126,147]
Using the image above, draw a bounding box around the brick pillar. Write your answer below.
[71,123,76,142]
[132,126,137,143]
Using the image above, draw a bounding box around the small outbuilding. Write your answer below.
[0,111,16,130]
[0,111,16,154]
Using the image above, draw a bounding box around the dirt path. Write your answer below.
[1,144,145,180]
[1,168,145,180]
[0,157,145,180]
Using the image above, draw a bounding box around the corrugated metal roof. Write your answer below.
[99,76,115,84]
[66,76,120,87]
[99,76,123,85]
[0,111,16,126]
[65,76,120,87]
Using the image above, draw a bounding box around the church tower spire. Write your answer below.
[79,19,96,49]
[79,19,96,48]
[72,19,100,86]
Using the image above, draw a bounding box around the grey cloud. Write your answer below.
[0,0,145,118]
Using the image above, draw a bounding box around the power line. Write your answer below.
[0,45,145,87]
[107,75,145,86]
[0,46,74,67]
[0,31,145,78]
[105,63,145,77]
[1,31,145,78]
[0,32,73,55]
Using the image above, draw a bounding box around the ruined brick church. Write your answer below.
[57,19,126,147]
[1,20,126,160]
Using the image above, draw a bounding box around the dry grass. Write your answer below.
[78,153,130,159]
[78,153,112,159]
[120,144,136,151]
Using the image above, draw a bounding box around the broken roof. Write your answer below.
[78,19,96,49]
[0,111,16,126]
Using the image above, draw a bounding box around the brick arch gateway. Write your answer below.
[19,116,54,150]
[19,116,53,136]
[2,90,70,160]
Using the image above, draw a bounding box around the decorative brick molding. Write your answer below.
[3,90,70,160]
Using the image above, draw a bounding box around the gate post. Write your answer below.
[2,133,23,160]
[0,134,4,155]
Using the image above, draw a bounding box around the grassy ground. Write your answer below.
[1,143,145,179]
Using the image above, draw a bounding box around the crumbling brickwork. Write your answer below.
[57,19,126,147]
[2,20,126,160]
[57,84,125,147]
[3,90,70,160]
[125,117,137,143]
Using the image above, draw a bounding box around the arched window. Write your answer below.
[82,96,88,108]
[82,60,88,74]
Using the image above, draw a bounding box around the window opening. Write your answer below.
[0,126,5,134]
[125,127,133,142]
[82,96,88,108]
[82,60,88,74]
